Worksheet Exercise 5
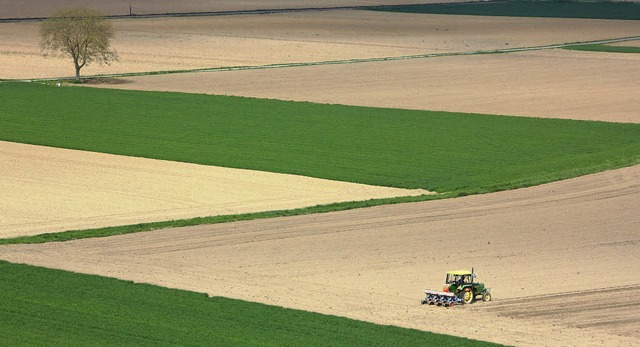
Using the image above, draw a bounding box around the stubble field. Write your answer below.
[1,3,639,346]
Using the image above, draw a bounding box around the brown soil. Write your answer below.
[611,39,640,47]
[102,49,640,123]
[2,164,639,346]
[0,141,428,238]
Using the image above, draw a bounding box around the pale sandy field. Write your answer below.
[1,6,639,347]
[0,141,428,238]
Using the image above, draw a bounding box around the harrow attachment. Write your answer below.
[421,290,463,307]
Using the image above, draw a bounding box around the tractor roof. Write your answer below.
[447,270,473,275]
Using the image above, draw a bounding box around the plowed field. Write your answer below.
[103,49,640,123]
[483,285,640,338]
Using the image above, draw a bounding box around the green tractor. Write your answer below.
[445,269,491,304]
[422,268,491,306]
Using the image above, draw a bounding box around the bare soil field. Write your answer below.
[612,38,640,47]
[2,164,639,346]
[0,141,427,238]
[104,48,640,123]
[1,11,639,79]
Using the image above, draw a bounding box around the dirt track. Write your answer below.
[2,164,639,346]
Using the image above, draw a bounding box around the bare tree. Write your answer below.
[40,8,117,80]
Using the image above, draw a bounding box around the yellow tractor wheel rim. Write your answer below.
[463,291,473,303]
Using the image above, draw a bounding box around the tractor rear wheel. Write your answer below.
[462,289,474,304]
[482,292,492,302]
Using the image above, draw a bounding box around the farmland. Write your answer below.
[2,9,640,80]
[3,81,640,241]
[2,82,639,193]
[0,260,497,346]
[1,1,639,346]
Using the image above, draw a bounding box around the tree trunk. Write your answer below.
[74,63,81,80]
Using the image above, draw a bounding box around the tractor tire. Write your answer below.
[482,292,492,302]
[462,289,474,304]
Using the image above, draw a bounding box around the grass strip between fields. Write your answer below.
[562,43,640,54]
[0,260,501,346]
[0,194,454,245]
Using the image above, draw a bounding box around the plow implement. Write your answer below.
[421,290,463,307]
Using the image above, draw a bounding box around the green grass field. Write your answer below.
[2,82,639,196]
[367,1,640,20]
[0,260,499,346]
[563,43,640,53]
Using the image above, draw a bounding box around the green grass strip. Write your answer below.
[367,1,640,20]
[0,194,457,245]
[0,260,501,346]
[562,43,640,53]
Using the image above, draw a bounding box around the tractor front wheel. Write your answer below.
[482,292,492,302]
[462,289,474,304]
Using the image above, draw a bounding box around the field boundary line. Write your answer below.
[14,35,640,82]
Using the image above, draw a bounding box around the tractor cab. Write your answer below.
[442,269,491,304]
[445,270,475,286]
[445,270,474,292]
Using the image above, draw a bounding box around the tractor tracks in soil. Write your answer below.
[477,285,640,338]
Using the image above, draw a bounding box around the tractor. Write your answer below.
[421,268,491,307]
